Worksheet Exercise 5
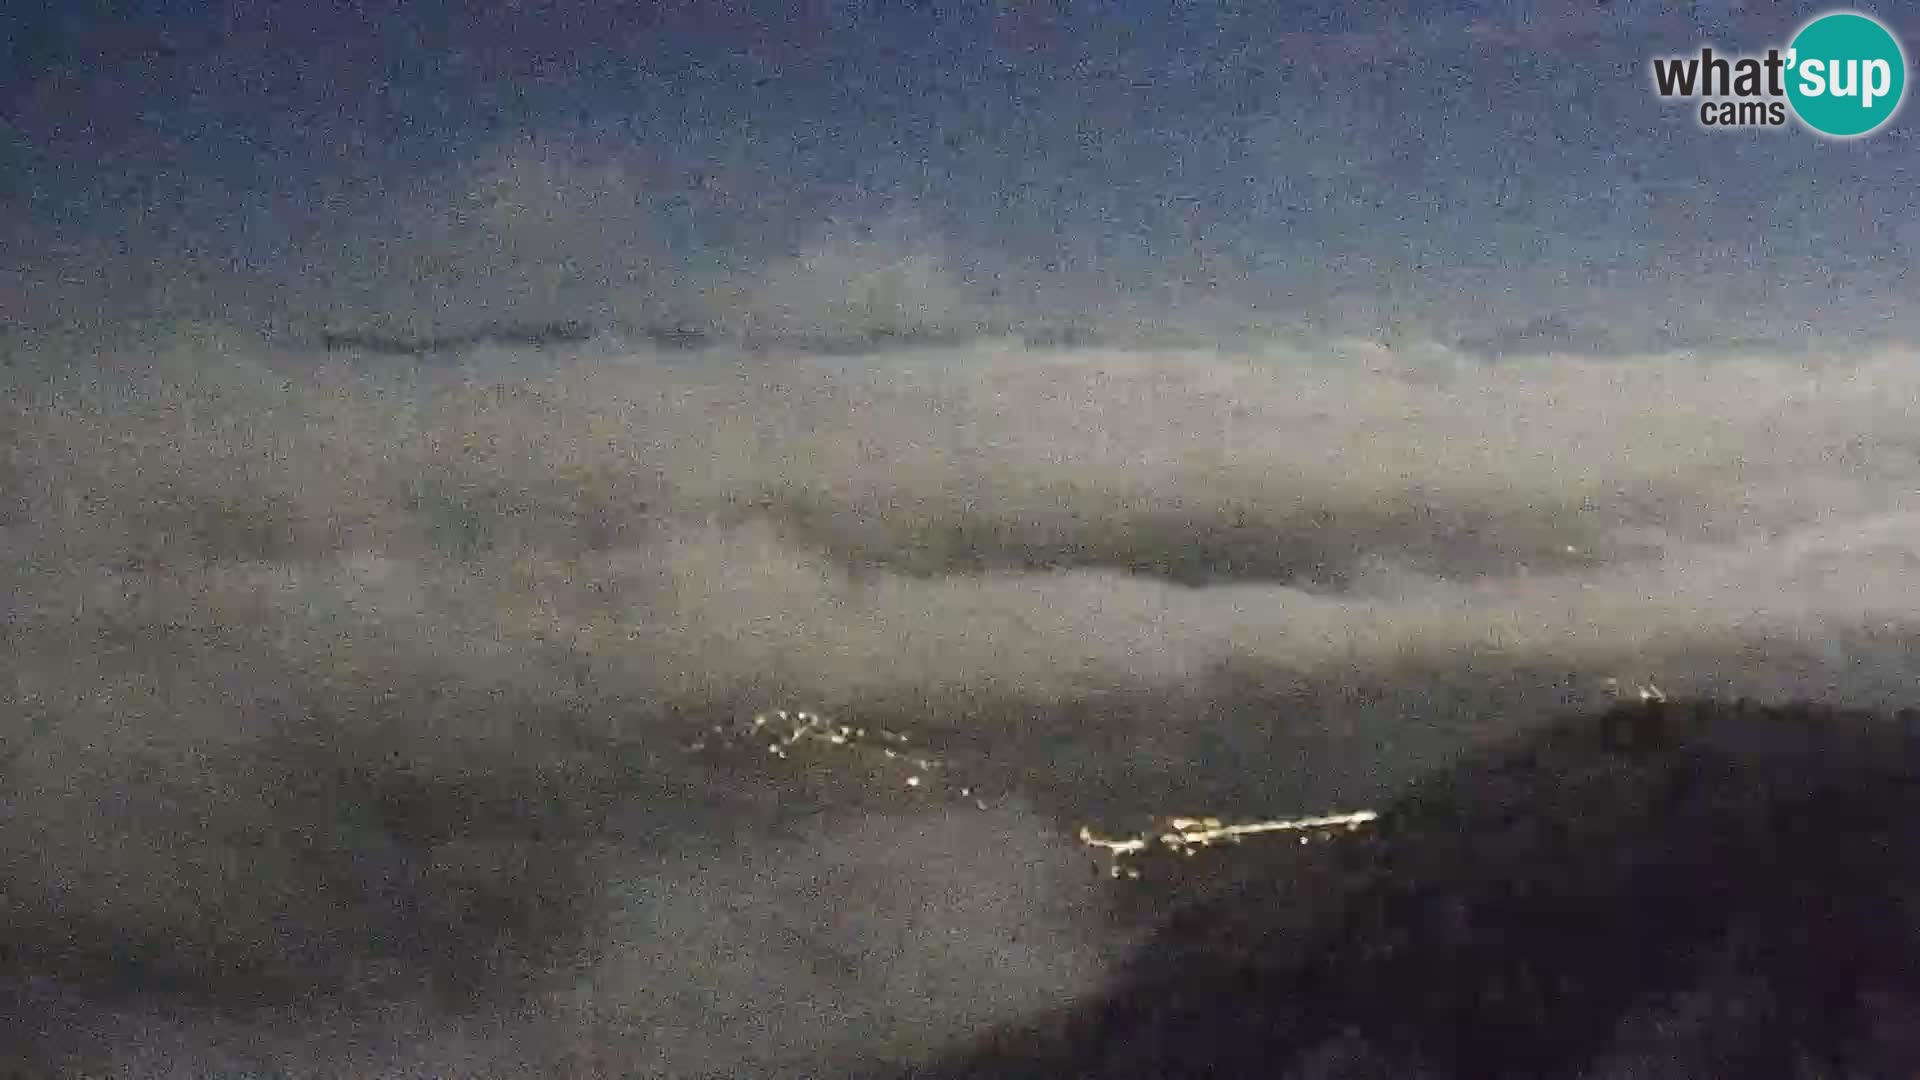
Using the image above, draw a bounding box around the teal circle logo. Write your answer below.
[1786,12,1907,138]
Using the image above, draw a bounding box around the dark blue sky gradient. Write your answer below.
[4,1,1916,347]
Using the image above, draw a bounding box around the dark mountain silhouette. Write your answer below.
[310,313,1152,360]
[318,321,598,356]
[912,697,1920,1078]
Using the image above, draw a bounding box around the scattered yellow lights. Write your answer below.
[1603,677,1668,704]
[691,707,958,790]
[692,706,1381,884]
[1078,810,1379,877]
[1078,827,1150,857]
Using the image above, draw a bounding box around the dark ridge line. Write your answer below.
[910,696,1920,1080]
[646,321,1120,354]
[317,320,598,355]
[312,320,1136,358]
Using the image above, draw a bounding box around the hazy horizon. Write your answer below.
[7,2,1920,1075]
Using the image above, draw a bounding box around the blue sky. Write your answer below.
[3,1,1915,347]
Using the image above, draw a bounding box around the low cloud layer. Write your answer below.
[6,325,1920,1074]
